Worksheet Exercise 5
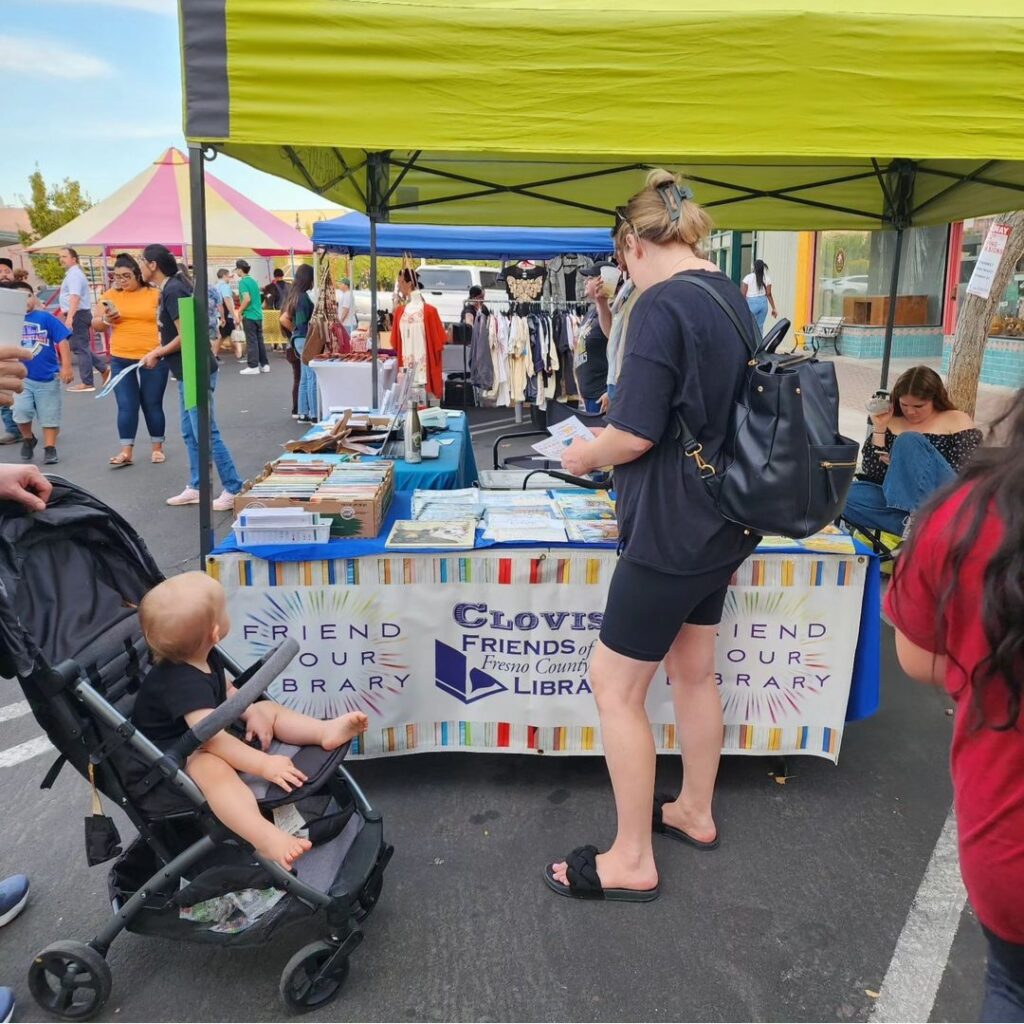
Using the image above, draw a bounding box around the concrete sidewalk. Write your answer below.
[829,354,1016,444]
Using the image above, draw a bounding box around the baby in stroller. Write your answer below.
[134,572,368,868]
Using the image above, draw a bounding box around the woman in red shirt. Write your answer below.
[886,390,1024,1022]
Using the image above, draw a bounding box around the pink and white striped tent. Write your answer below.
[29,148,313,258]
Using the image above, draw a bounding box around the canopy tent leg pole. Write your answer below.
[188,144,214,567]
[370,216,379,408]
[879,226,905,390]
[367,151,390,410]
[289,248,295,276]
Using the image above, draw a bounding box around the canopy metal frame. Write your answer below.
[188,147,1020,560]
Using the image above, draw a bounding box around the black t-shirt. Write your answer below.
[608,270,760,575]
[502,264,547,303]
[574,309,608,399]
[158,276,219,379]
[132,652,228,748]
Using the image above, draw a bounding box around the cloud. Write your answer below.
[42,0,176,13]
[0,36,113,79]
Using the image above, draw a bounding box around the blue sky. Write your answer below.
[0,0,340,211]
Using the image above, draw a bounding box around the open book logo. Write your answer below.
[435,641,507,704]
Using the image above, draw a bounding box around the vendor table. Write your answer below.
[297,411,478,492]
[310,357,397,416]
[210,493,880,764]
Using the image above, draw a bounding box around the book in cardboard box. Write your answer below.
[233,458,394,538]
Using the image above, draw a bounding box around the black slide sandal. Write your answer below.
[653,793,720,850]
[543,845,659,903]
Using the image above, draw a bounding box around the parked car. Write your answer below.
[353,264,507,325]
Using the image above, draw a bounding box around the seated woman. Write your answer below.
[843,366,982,535]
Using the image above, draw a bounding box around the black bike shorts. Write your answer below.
[599,557,741,663]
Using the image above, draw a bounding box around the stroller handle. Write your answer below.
[174,639,300,759]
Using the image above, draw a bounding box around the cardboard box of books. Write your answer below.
[232,457,394,539]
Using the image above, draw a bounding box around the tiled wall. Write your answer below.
[942,336,1024,388]
[837,326,944,360]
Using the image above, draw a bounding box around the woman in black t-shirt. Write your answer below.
[544,171,757,903]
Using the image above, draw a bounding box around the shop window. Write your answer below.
[814,226,948,326]
[958,218,1024,339]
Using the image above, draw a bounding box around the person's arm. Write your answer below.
[141,317,181,369]
[561,424,652,476]
[893,631,947,686]
[65,293,80,325]
[596,291,612,337]
[766,283,778,317]
[57,340,73,384]
[740,280,749,298]
[237,280,251,315]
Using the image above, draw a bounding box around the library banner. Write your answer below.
[209,546,876,764]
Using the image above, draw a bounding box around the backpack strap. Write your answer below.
[668,275,758,473]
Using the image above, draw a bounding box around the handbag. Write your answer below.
[671,275,859,539]
[230,326,245,344]
[302,261,341,365]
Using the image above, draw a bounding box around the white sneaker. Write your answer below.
[166,487,200,506]
[212,490,237,512]
[260,365,270,374]
[239,367,260,375]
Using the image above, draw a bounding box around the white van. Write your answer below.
[352,264,507,326]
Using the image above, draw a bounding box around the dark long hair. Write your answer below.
[142,244,180,280]
[282,263,314,320]
[754,259,768,292]
[891,365,956,419]
[113,252,145,289]
[892,389,1024,730]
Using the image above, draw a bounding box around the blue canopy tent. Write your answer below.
[312,211,613,258]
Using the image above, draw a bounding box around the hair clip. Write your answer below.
[656,181,694,223]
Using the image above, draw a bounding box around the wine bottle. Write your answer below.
[404,399,422,464]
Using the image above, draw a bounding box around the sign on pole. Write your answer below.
[179,296,197,411]
[966,222,1012,300]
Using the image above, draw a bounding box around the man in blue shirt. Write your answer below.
[2,281,72,464]
[58,246,108,392]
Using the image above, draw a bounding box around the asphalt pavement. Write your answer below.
[0,350,990,1022]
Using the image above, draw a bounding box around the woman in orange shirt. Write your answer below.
[94,253,168,467]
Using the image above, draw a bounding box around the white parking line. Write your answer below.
[870,808,967,1023]
[0,735,53,769]
[0,700,31,723]
[469,419,518,436]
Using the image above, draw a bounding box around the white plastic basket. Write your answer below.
[231,517,333,546]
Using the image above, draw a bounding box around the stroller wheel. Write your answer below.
[279,940,349,1014]
[355,872,384,922]
[28,941,112,1021]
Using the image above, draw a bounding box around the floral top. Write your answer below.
[861,426,983,484]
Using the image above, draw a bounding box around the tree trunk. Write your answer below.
[947,210,1024,417]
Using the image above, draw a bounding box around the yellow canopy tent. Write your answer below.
[178,0,1024,556]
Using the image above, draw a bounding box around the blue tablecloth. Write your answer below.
[298,411,478,492]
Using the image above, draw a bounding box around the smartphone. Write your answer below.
[101,299,120,319]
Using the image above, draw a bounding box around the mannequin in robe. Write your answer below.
[390,269,447,399]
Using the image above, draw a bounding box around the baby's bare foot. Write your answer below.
[256,829,312,870]
[321,711,369,751]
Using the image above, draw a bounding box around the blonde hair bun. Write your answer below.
[616,168,714,251]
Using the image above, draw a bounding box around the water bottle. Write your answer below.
[404,399,422,463]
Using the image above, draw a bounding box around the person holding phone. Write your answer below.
[94,253,167,468]
[843,366,982,535]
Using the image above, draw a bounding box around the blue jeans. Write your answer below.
[843,432,957,534]
[111,356,168,446]
[747,295,769,333]
[293,337,319,419]
[1,404,16,436]
[583,397,602,414]
[12,378,62,429]
[981,926,1024,1023]
[177,375,243,494]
